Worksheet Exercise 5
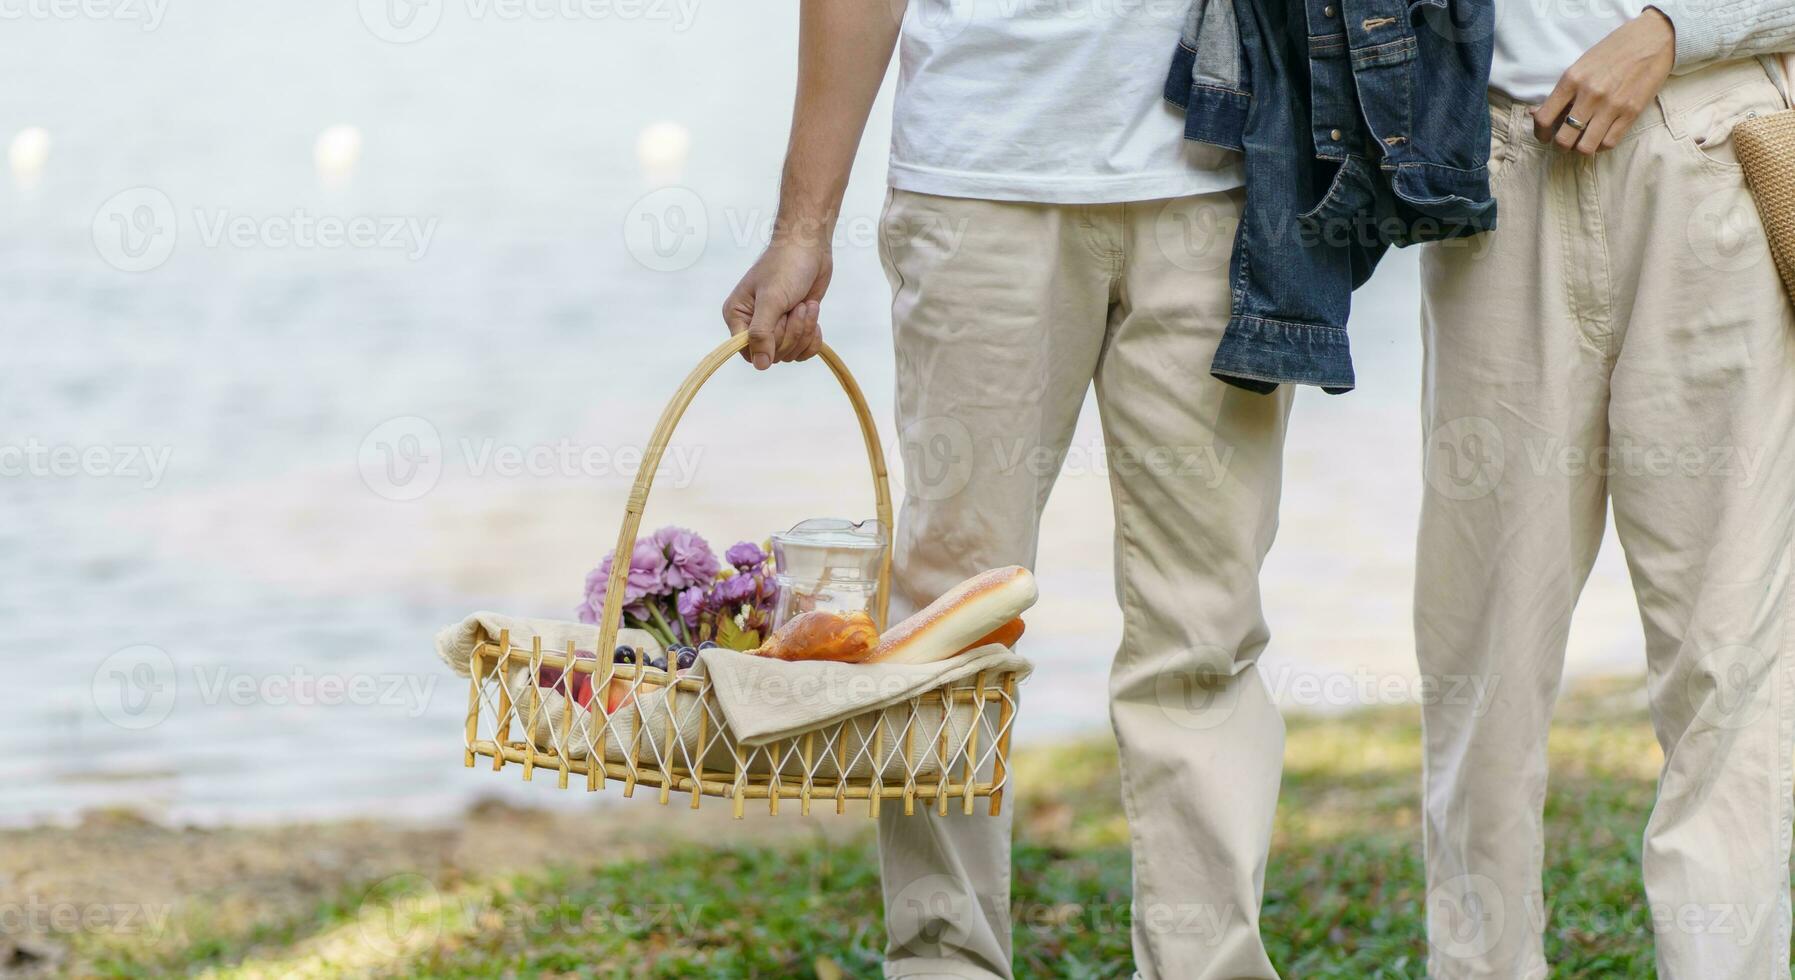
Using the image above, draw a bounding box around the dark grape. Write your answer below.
[647,654,668,672]
[676,647,698,670]
[613,645,637,665]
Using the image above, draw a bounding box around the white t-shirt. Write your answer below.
[888,0,1243,204]
[1491,1,1646,102]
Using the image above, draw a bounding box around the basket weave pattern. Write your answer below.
[458,335,1023,817]
[1737,108,1795,300]
[463,633,1019,817]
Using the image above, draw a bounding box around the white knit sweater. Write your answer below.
[1652,0,1795,71]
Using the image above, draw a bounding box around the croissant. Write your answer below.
[755,609,881,663]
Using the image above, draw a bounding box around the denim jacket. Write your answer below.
[1167,0,1498,393]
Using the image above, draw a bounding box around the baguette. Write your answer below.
[864,566,1037,666]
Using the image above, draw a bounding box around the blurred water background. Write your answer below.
[0,0,1646,826]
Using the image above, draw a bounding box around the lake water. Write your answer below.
[0,1,1648,826]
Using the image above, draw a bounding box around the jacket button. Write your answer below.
[1330,128,1343,141]
[1323,4,1335,14]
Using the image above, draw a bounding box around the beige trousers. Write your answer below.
[875,188,1294,979]
[1418,59,1795,979]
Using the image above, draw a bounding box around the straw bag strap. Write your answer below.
[593,334,896,654]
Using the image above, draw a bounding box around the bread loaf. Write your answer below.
[864,566,1037,666]
[756,609,880,663]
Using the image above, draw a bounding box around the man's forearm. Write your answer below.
[774,0,904,247]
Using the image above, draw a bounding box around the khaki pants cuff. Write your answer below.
[882,957,1009,980]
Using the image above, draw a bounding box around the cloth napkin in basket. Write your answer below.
[435,611,663,678]
[697,645,1033,746]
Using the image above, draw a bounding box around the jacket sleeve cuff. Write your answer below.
[1647,1,1726,72]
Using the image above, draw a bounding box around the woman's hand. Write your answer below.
[722,238,830,370]
[1534,8,1678,155]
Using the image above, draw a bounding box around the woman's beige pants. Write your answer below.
[1418,59,1795,979]
[876,187,1293,979]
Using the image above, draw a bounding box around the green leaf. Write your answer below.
[714,616,761,652]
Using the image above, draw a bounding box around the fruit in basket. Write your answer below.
[675,646,699,671]
[524,646,661,715]
[613,645,638,665]
[533,648,599,709]
[755,609,880,663]
[570,672,594,709]
[604,678,635,714]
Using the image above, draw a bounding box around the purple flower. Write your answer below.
[576,555,616,624]
[725,541,767,571]
[579,528,768,646]
[577,542,666,623]
[713,571,757,606]
[676,585,708,627]
[653,526,720,590]
[625,540,669,597]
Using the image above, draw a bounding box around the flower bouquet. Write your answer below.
[576,526,778,670]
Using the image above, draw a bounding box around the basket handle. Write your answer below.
[595,333,895,654]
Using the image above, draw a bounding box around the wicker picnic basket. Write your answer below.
[459,334,1023,817]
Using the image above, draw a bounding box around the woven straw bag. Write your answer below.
[1737,54,1795,300]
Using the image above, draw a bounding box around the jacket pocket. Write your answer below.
[1298,156,1377,242]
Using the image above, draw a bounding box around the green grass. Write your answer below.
[71,679,1695,978]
